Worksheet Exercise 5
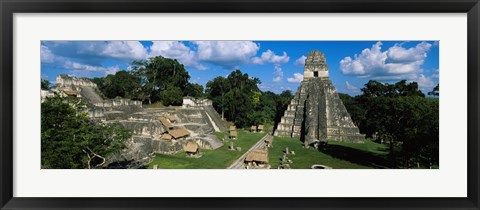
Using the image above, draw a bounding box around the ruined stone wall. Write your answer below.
[94,98,143,108]
[54,75,142,109]
[304,50,329,79]
[274,77,364,143]
[182,97,213,107]
[117,120,167,137]
[40,90,55,102]
[56,74,97,88]
[49,75,225,168]
[274,50,364,144]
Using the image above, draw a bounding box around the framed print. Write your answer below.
[1,0,479,209]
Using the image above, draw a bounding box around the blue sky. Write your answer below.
[41,41,439,95]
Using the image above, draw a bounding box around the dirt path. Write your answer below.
[227,133,270,169]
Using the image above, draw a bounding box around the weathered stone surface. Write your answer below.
[48,75,226,168]
[56,74,97,88]
[274,50,364,145]
[304,50,329,78]
[204,105,228,132]
[51,75,143,118]
[55,74,104,104]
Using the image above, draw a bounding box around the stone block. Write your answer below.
[273,50,364,144]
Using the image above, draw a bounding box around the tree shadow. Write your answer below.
[106,159,147,169]
[321,144,393,168]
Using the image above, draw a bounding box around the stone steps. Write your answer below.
[273,50,364,143]
[79,86,104,104]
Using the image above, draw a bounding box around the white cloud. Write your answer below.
[63,60,120,75]
[41,45,56,63]
[273,77,282,82]
[42,41,148,68]
[40,42,120,78]
[150,41,207,70]
[340,42,386,76]
[42,41,277,75]
[340,41,432,80]
[345,81,359,90]
[386,42,432,63]
[194,41,260,69]
[431,69,439,79]
[272,64,284,82]
[105,68,121,76]
[294,55,306,66]
[287,73,304,83]
[258,84,271,91]
[41,43,124,76]
[66,41,148,62]
[416,74,436,90]
[100,41,148,61]
[249,50,290,83]
[251,50,290,65]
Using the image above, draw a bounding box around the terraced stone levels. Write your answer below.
[274,50,364,145]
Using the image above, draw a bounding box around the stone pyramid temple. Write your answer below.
[274,50,364,146]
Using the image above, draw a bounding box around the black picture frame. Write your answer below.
[1,0,479,209]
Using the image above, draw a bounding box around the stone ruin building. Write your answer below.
[42,75,227,168]
[274,50,364,147]
[49,75,143,118]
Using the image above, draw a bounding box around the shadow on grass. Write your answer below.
[321,144,393,169]
[106,159,147,169]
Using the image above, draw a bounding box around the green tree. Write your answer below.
[205,70,260,127]
[41,95,131,169]
[250,91,261,107]
[428,84,439,96]
[184,83,205,98]
[41,79,51,90]
[160,86,184,106]
[341,80,438,168]
[338,93,365,128]
[366,96,438,167]
[206,76,231,119]
[131,56,190,104]
[360,80,424,98]
[92,70,142,100]
[250,91,277,126]
[274,90,293,127]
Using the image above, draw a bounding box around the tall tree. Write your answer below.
[184,83,205,98]
[205,70,261,127]
[338,93,365,128]
[250,91,277,126]
[428,84,439,96]
[41,95,131,169]
[341,80,438,168]
[92,70,142,100]
[274,90,293,128]
[160,86,184,106]
[130,56,190,104]
[206,76,231,119]
[41,79,51,90]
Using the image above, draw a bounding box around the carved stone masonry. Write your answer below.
[274,50,364,146]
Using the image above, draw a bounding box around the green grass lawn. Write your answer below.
[147,131,265,169]
[269,137,390,169]
[328,140,389,155]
